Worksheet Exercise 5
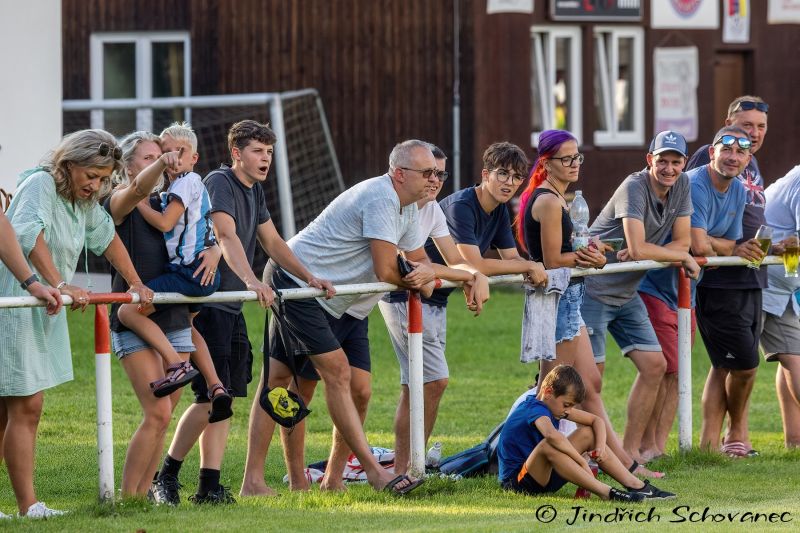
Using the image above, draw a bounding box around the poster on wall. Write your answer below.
[653,47,699,142]
[768,0,800,23]
[723,0,750,43]
[486,0,533,14]
[651,0,719,29]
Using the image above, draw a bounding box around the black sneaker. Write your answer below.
[150,474,182,506]
[626,481,677,500]
[609,487,645,503]
[188,484,236,505]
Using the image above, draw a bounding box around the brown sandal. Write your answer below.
[150,361,200,398]
[207,383,233,423]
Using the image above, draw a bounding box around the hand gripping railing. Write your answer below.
[0,255,782,497]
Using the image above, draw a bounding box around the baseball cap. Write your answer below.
[649,130,688,158]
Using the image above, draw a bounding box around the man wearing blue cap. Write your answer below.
[638,125,750,460]
[581,131,700,469]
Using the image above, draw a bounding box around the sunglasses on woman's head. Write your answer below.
[98,142,123,161]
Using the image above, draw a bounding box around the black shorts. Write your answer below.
[696,286,762,370]
[268,269,368,381]
[502,463,568,495]
[191,306,253,401]
[270,311,371,381]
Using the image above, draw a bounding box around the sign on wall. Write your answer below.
[653,47,699,142]
[723,0,750,43]
[550,0,642,21]
[768,0,800,23]
[651,0,719,29]
[486,0,533,14]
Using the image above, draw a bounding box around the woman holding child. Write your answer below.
[0,129,153,517]
[515,129,662,480]
[107,126,229,500]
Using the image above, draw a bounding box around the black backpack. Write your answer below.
[438,422,504,477]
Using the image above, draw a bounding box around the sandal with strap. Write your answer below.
[207,383,233,423]
[150,361,200,398]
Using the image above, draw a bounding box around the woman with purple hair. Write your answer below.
[514,129,664,480]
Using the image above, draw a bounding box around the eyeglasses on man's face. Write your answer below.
[734,101,769,114]
[490,168,526,185]
[555,154,585,167]
[715,135,752,151]
[435,170,449,182]
[399,166,437,179]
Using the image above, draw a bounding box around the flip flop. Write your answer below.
[384,474,424,495]
[629,460,666,479]
[721,441,749,458]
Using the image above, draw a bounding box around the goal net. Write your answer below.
[63,90,344,272]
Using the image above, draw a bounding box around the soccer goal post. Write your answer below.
[63,90,345,239]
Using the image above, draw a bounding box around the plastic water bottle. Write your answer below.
[426,441,443,468]
[569,190,591,251]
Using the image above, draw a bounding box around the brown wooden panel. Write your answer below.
[62,0,464,191]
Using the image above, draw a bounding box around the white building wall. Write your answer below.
[0,0,62,193]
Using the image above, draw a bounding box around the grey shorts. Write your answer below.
[761,307,800,362]
[378,299,449,385]
[111,327,195,360]
[581,292,662,364]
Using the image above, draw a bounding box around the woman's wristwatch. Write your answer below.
[20,274,40,291]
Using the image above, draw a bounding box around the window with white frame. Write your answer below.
[90,32,191,136]
[530,26,582,147]
[593,26,644,146]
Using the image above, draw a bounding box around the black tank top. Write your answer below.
[524,188,573,263]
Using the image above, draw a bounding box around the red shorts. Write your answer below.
[639,292,696,374]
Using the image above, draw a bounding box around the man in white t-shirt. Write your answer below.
[242,140,456,495]
[378,145,490,475]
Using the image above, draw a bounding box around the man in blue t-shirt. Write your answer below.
[423,142,547,308]
[497,365,673,501]
[685,96,769,456]
[638,126,748,460]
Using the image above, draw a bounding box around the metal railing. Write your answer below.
[0,255,783,499]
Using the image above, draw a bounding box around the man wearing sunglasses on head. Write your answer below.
[686,96,770,458]
[639,126,749,460]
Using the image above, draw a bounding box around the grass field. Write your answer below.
[2,288,800,532]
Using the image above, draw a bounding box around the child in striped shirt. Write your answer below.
[118,123,229,418]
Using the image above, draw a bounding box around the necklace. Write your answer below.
[545,177,568,206]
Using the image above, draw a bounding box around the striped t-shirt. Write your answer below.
[161,171,215,265]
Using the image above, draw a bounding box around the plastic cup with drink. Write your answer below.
[747,225,772,269]
[782,231,799,278]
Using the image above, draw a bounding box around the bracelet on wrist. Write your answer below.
[56,281,67,290]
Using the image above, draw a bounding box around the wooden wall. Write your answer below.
[62,0,469,191]
[471,0,800,216]
[63,0,800,218]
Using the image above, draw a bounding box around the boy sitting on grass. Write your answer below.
[498,365,676,502]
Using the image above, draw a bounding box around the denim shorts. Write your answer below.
[555,282,586,344]
[581,292,661,364]
[111,327,195,359]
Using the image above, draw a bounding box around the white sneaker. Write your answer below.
[0,509,11,519]
[21,501,66,519]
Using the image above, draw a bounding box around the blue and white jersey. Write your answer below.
[160,171,215,265]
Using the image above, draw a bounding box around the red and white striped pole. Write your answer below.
[407,289,426,478]
[94,303,115,501]
[677,264,696,452]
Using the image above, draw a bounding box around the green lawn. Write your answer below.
[2,289,799,531]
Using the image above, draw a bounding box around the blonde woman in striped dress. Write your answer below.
[0,129,153,519]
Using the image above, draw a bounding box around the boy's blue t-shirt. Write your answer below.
[497,396,559,483]
[422,186,516,307]
[638,165,746,309]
